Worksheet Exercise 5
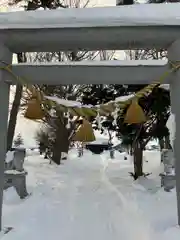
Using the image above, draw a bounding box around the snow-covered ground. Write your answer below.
[6,88,178,239]
[1,148,179,240]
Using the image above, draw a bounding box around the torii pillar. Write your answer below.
[0,43,12,231]
[168,39,180,225]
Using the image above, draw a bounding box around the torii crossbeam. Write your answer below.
[0,3,180,231]
[8,60,169,85]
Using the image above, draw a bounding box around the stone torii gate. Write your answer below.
[0,3,180,231]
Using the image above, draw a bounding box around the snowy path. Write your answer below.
[1,151,179,239]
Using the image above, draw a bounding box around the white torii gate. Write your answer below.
[0,3,180,231]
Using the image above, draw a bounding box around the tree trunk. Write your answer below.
[52,133,62,165]
[158,136,172,163]
[130,146,133,156]
[52,118,63,165]
[6,53,25,151]
[159,138,165,151]
[52,128,70,164]
[164,135,173,150]
[158,138,165,163]
[133,141,143,180]
[7,84,23,151]
[52,111,69,165]
[59,127,69,160]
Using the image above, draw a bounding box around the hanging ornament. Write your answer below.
[24,98,45,120]
[124,99,146,124]
[73,119,96,142]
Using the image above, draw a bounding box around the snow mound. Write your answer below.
[2,150,179,239]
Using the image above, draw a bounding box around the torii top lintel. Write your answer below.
[0,3,180,52]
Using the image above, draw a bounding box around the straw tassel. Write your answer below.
[24,98,45,120]
[73,119,96,142]
[124,99,146,124]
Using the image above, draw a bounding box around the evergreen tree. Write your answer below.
[14,134,24,147]
[81,83,171,179]
[116,0,134,5]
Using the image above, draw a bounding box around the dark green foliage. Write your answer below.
[81,84,171,148]
[82,85,118,105]
[35,127,53,156]
[153,125,169,139]
[35,128,51,147]
[121,135,134,147]
[14,134,24,147]
[101,115,116,131]
[9,0,67,10]
[117,0,134,5]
